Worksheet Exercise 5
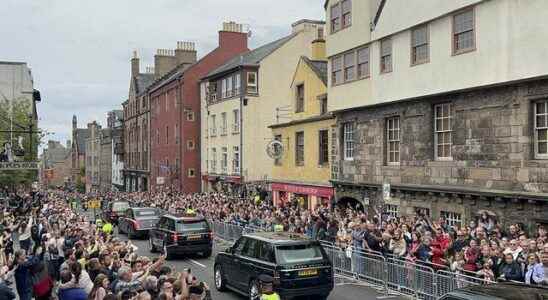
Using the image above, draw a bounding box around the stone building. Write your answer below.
[85,121,101,192]
[99,128,112,191]
[41,140,71,187]
[70,115,90,189]
[122,52,155,191]
[324,0,548,229]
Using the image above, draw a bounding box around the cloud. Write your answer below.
[0,0,324,150]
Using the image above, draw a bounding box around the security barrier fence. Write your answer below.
[209,220,495,300]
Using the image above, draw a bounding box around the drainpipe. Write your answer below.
[239,66,244,197]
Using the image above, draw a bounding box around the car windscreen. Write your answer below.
[135,209,158,217]
[112,202,130,212]
[175,220,209,232]
[276,244,324,265]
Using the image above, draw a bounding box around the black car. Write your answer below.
[214,232,334,300]
[440,282,548,300]
[102,201,130,225]
[148,214,213,259]
[118,207,162,238]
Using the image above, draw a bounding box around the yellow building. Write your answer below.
[269,38,335,210]
[200,20,325,194]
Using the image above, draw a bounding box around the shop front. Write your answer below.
[201,174,243,196]
[271,182,333,210]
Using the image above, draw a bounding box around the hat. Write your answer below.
[258,274,274,284]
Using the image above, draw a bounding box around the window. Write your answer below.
[295,132,305,166]
[386,116,400,164]
[434,103,452,159]
[233,146,240,174]
[341,0,352,28]
[232,109,240,133]
[441,211,462,227]
[534,100,548,158]
[165,94,169,112]
[247,72,258,94]
[357,47,370,78]
[380,38,392,73]
[331,56,343,85]
[187,168,196,178]
[165,126,169,144]
[221,147,228,173]
[186,111,195,121]
[221,112,227,135]
[384,204,399,219]
[330,3,341,33]
[343,122,355,160]
[221,78,227,98]
[187,140,195,150]
[156,129,159,144]
[344,52,355,81]
[296,84,304,113]
[175,124,179,144]
[320,97,328,115]
[453,9,475,54]
[274,135,282,166]
[208,82,217,101]
[234,73,241,96]
[411,25,429,65]
[319,130,329,165]
[210,115,217,136]
[227,76,233,97]
[211,148,217,172]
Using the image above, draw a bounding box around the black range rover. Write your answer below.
[214,232,334,300]
[148,214,213,259]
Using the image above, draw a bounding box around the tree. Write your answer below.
[0,97,43,187]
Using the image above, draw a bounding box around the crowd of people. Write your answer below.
[0,190,212,300]
[0,187,547,300]
[111,190,548,286]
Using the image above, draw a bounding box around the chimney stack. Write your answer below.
[311,38,326,61]
[154,49,177,78]
[219,21,248,51]
[175,41,197,65]
[291,19,325,34]
[131,50,140,78]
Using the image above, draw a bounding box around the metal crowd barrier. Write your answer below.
[209,221,494,299]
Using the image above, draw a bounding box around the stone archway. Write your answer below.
[337,196,364,211]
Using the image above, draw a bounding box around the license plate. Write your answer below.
[298,269,318,277]
[187,234,202,240]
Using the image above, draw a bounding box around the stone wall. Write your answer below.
[333,78,548,228]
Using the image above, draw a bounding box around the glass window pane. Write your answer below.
[539,129,548,141]
[442,104,450,116]
[537,102,547,114]
[537,115,547,128]
[381,39,391,56]
[442,118,450,131]
[539,142,548,154]
[344,53,355,67]
[358,47,369,63]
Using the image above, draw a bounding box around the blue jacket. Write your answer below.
[0,281,16,299]
[58,287,87,300]
[14,255,39,294]
[525,263,544,285]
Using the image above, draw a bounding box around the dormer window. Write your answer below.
[247,72,258,94]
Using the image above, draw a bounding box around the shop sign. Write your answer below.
[0,161,39,170]
[271,183,333,198]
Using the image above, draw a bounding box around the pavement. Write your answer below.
[82,209,408,300]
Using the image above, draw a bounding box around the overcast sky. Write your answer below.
[0,0,324,150]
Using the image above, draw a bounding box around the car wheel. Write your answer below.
[214,265,227,291]
[248,279,260,300]
[149,238,157,253]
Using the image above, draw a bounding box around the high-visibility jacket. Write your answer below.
[274,224,284,232]
[261,293,281,300]
[102,223,113,234]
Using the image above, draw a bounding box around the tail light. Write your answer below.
[172,233,178,242]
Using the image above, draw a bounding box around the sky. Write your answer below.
[0,0,324,151]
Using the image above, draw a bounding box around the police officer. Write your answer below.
[258,274,280,300]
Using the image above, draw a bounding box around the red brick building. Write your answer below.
[149,22,249,192]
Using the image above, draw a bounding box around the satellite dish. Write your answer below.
[266,140,283,159]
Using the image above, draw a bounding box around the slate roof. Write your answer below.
[75,128,90,154]
[134,73,155,95]
[204,33,298,79]
[302,56,327,86]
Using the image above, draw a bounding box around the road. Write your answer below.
[114,229,407,300]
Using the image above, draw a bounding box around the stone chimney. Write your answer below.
[311,38,326,61]
[219,21,248,51]
[291,19,325,34]
[175,41,197,65]
[131,50,140,78]
[154,49,177,79]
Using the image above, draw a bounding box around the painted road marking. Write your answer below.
[188,259,207,268]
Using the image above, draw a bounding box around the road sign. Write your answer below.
[383,183,391,201]
[0,161,39,170]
